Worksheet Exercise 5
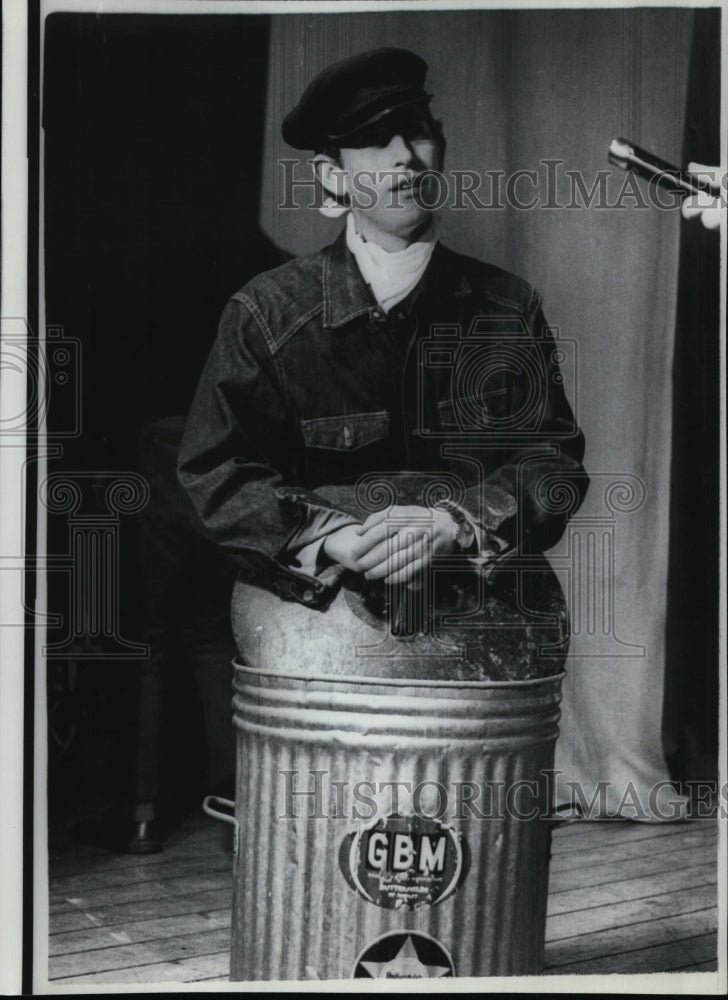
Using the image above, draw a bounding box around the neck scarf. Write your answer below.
[345,212,436,313]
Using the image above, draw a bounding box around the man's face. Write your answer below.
[337,110,444,248]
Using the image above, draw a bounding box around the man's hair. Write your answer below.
[318,144,344,164]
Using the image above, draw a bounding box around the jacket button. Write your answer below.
[302,589,315,603]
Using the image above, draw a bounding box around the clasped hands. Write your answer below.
[322,505,461,586]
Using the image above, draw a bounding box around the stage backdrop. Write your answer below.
[259,7,696,817]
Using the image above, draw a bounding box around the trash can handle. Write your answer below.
[202,795,239,853]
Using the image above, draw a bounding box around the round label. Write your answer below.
[339,813,468,909]
[353,930,455,979]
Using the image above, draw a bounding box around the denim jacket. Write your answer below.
[178,228,588,610]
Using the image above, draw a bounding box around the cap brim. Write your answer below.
[327,93,433,143]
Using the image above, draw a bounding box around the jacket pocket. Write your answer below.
[300,410,390,451]
[437,387,509,430]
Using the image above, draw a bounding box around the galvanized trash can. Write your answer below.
[211,559,568,982]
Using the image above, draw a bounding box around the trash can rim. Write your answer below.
[232,657,565,690]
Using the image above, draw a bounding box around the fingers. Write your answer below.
[352,516,401,559]
[681,195,722,229]
[354,506,432,558]
[356,509,389,534]
[358,530,431,580]
[701,208,722,230]
[686,163,723,192]
[361,534,428,579]
[383,551,429,585]
[353,507,448,579]
[681,196,705,220]
[683,163,725,228]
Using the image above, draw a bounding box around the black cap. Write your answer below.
[282,48,431,151]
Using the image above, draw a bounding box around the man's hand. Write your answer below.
[322,523,365,572]
[681,163,725,230]
[352,505,459,585]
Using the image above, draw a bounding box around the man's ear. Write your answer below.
[312,154,349,201]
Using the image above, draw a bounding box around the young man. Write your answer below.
[178,48,588,661]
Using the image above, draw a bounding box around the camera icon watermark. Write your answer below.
[0,319,82,439]
[416,315,578,445]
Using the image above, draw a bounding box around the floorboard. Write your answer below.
[547,864,716,915]
[50,928,231,980]
[49,909,231,957]
[545,882,717,940]
[544,908,719,967]
[548,843,714,892]
[46,813,720,985]
[50,889,233,934]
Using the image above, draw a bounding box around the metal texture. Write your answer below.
[229,661,563,982]
[231,560,569,683]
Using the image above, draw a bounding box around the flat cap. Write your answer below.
[282,48,431,151]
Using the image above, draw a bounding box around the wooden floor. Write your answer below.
[46,814,720,986]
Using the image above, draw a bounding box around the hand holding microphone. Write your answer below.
[680,163,724,230]
[608,138,724,230]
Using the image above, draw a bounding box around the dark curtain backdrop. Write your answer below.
[44,14,280,472]
[42,14,279,814]
[664,9,721,787]
[261,8,704,816]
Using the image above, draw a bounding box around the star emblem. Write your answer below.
[359,934,451,979]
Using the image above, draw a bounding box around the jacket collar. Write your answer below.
[322,226,472,329]
[322,227,376,328]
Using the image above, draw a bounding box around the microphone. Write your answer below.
[608,138,717,198]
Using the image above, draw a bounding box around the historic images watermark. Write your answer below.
[1,317,151,657]
[279,158,728,213]
[1,318,82,441]
[279,768,726,822]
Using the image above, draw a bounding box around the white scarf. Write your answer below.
[345,212,436,313]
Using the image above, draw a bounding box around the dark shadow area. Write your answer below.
[664,7,721,789]
[43,13,287,844]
